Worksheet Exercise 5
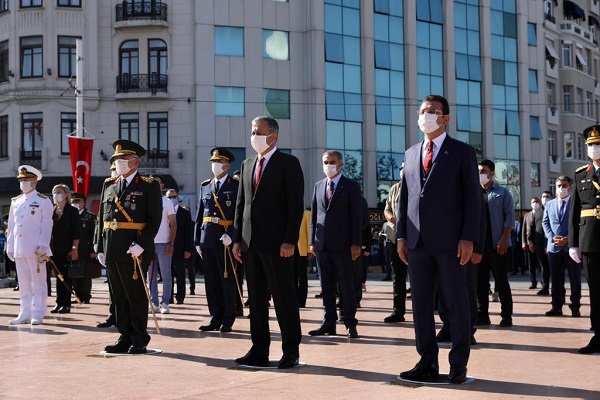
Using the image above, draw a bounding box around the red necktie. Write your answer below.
[423,140,434,173]
[253,157,265,192]
[327,180,334,204]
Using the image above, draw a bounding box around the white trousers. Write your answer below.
[15,257,48,320]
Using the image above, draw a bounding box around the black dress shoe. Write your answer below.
[105,340,131,353]
[235,352,269,366]
[399,361,440,381]
[50,305,60,314]
[97,318,116,328]
[384,313,405,323]
[475,316,491,326]
[278,352,299,369]
[308,326,336,336]
[199,324,220,332]
[176,300,184,305]
[346,327,359,338]
[189,289,195,295]
[499,318,513,327]
[219,325,232,333]
[571,309,581,317]
[537,288,550,295]
[470,335,477,345]
[236,310,244,317]
[13,286,19,291]
[545,308,563,316]
[448,365,468,384]
[314,293,323,299]
[128,345,147,354]
[578,337,600,354]
[57,306,70,314]
[528,283,537,289]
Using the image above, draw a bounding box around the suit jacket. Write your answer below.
[521,211,533,245]
[569,164,600,253]
[174,206,194,256]
[542,197,570,253]
[95,172,162,263]
[530,208,546,246]
[233,150,304,252]
[310,175,362,252]
[77,209,96,257]
[361,196,371,254]
[195,176,238,249]
[396,135,481,250]
[51,203,81,257]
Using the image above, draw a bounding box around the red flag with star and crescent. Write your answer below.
[68,136,94,196]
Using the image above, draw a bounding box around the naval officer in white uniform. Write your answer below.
[6,165,54,325]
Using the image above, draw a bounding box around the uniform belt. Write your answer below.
[580,209,600,219]
[103,221,146,231]
[203,216,233,227]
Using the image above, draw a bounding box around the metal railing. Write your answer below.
[116,73,168,94]
[116,1,167,22]
[139,149,169,168]
[20,150,41,169]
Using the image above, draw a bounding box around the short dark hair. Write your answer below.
[423,94,450,115]
[556,175,572,184]
[478,159,495,172]
[252,116,279,135]
[323,150,343,162]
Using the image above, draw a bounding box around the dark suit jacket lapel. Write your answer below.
[247,155,259,198]
[422,137,455,193]
[316,179,327,210]
[120,172,139,200]
[328,176,346,208]
[254,150,280,196]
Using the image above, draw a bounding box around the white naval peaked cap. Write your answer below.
[17,165,43,181]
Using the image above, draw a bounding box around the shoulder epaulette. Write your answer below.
[575,164,589,173]
[11,194,23,201]
[37,193,48,199]
[141,176,154,183]
[232,175,239,181]
[105,176,117,182]
[201,178,212,186]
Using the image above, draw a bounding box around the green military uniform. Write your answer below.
[569,125,600,354]
[96,140,162,352]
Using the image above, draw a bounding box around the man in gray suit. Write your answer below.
[396,95,481,384]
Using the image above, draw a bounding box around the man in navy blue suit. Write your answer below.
[309,150,362,339]
[542,175,581,317]
[396,95,481,384]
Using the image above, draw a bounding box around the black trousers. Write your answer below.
[172,255,190,302]
[477,241,513,321]
[293,251,308,307]
[316,249,358,329]
[51,255,72,308]
[439,262,478,334]
[408,248,471,367]
[388,241,408,316]
[72,258,92,302]
[583,252,600,335]
[202,247,237,327]
[244,246,301,357]
[549,251,581,311]
[106,258,150,347]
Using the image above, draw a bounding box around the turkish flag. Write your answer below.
[68,136,94,196]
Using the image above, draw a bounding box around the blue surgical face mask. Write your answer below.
[169,197,178,207]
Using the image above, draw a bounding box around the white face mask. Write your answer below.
[20,180,34,193]
[541,197,549,206]
[418,113,440,134]
[587,145,600,160]
[557,187,569,198]
[531,202,540,211]
[53,193,64,203]
[111,169,119,178]
[323,163,339,179]
[115,159,131,176]
[73,203,83,211]
[211,162,226,177]
[169,197,178,207]
[251,134,272,154]
[479,173,489,186]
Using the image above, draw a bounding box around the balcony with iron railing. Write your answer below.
[560,20,596,45]
[116,73,168,97]
[115,1,168,28]
[20,150,41,169]
[139,149,169,168]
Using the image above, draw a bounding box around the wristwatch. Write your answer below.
[72,245,78,250]
[168,242,174,246]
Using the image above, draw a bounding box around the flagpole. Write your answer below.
[76,38,83,138]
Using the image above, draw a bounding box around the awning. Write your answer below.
[590,15,600,27]
[576,49,588,66]
[545,42,560,60]
[564,0,586,21]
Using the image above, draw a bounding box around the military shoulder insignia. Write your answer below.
[201,178,212,186]
[141,176,154,183]
[232,175,239,181]
[37,193,48,199]
[105,176,117,182]
[11,194,23,201]
[575,164,590,173]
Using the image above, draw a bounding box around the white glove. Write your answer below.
[126,244,144,258]
[97,253,106,266]
[196,245,203,258]
[220,234,232,247]
[569,247,582,264]
[7,252,14,261]
[93,244,99,253]
[35,246,48,257]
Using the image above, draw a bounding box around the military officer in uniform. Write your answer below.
[569,125,600,354]
[195,148,239,332]
[6,165,54,325]
[95,140,162,354]
[71,192,96,304]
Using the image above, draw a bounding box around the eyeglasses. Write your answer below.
[418,110,444,116]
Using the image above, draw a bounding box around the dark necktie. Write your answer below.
[558,200,566,220]
[253,157,265,192]
[119,178,127,196]
[423,140,434,173]
[327,180,334,204]
[215,180,220,193]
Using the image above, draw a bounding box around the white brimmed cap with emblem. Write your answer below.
[17,165,42,181]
